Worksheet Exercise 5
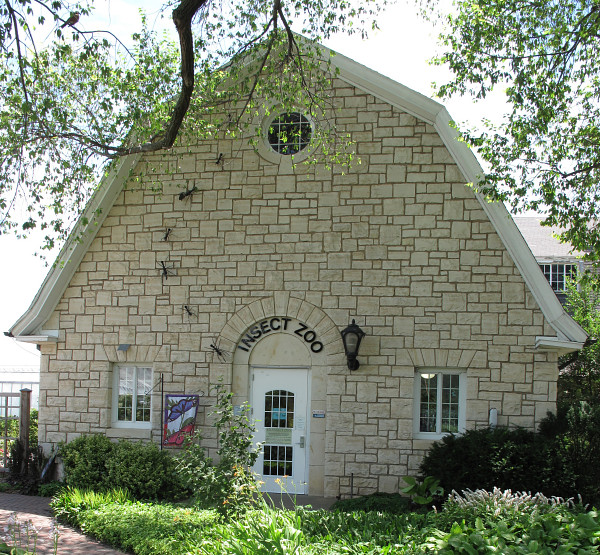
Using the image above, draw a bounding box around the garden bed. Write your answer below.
[49,487,600,554]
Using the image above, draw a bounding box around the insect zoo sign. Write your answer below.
[236,317,324,354]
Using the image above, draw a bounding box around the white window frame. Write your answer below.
[112,364,153,429]
[256,107,316,165]
[266,112,312,156]
[539,263,578,293]
[413,369,466,440]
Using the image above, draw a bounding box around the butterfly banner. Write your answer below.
[163,394,200,447]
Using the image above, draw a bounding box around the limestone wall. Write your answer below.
[38,78,558,498]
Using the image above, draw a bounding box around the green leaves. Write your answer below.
[432,0,600,264]
[59,435,184,500]
[49,486,600,553]
[176,383,263,516]
[0,0,386,252]
[559,278,600,404]
[0,15,181,250]
[401,475,443,506]
[0,540,33,554]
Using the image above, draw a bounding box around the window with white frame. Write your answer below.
[112,365,152,428]
[414,370,466,439]
[267,112,312,155]
[539,263,577,292]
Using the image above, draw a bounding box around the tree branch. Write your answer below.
[5,0,30,106]
[119,0,208,156]
[559,162,600,179]
[234,34,276,126]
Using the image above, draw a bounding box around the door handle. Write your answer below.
[299,436,305,448]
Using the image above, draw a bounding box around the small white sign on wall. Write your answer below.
[312,409,325,418]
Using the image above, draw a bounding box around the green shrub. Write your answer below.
[51,488,218,555]
[420,426,573,498]
[7,409,45,485]
[106,440,183,500]
[436,487,582,530]
[331,492,412,513]
[60,435,185,500]
[429,489,598,553]
[540,401,600,505]
[563,402,600,504]
[7,439,26,477]
[401,475,444,507]
[50,488,600,554]
[8,439,47,494]
[28,409,38,448]
[298,507,433,552]
[37,480,65,498]
[51,487,133,526]
[59,434,113,491]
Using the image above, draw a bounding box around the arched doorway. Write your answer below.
[219,295,344,496]
[249,333,311,494]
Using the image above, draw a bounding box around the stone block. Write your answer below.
[336,435,365,453]
[378,449,400,465]
[442,293,467,312]
[357,382,377,403]
[105,307,129,326]
[508,309,533,326]
[368,402,390,419]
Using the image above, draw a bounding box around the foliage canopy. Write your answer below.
[432,0,600,261]
[558,277,600,403]
[0,0,385,250]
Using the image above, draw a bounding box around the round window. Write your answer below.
[267,112,312,155]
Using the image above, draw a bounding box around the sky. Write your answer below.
[0,0,503,369]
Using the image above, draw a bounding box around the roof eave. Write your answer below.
[9,153,142,337]
[535,336,585,355]
[14,334,59,344]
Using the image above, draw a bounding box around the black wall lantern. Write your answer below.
[341,319,366,371]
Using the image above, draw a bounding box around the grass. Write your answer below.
[45,487,600,554]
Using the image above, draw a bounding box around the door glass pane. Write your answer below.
[263,444,294,476]
[264,390,294,429]
[263,390,295,476]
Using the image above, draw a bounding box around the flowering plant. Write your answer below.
[176,383,263,516]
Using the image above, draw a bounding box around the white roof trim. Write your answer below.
[14,335,58,344]
[535,336,585,355]
[9,154,141,338]
[10,48,587,347]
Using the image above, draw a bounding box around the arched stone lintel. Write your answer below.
[219,295,344,366]
[406,348,484,369]
[99,345,170,364]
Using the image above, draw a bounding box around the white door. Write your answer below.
[251,367,309,494]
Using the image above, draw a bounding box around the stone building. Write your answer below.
[10,50,587,498]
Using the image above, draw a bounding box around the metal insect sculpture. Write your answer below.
[215,153,223,166]
[178,186,198,201]
[183,305,196,318]
[159,261,175,282]
[209,340,229,362]
[162,228,173,242]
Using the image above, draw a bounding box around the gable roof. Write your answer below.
[513,216,585,259]
[9,49,587,353]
